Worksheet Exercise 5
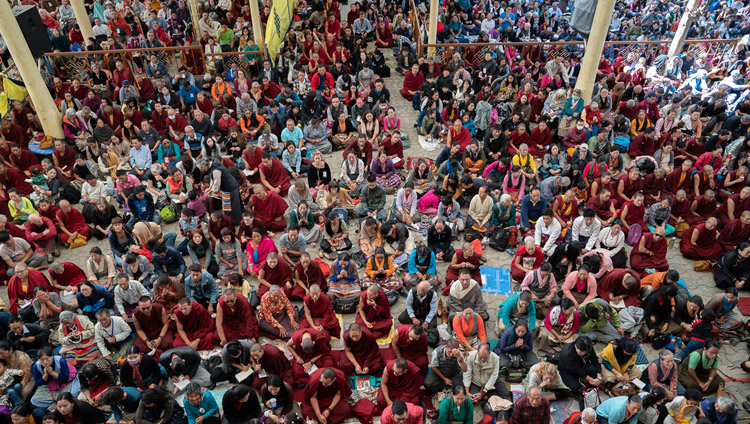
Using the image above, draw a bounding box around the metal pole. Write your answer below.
[573,0,616,104]
[69,0,95,44]
[0,2,64,138]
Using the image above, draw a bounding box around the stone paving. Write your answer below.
[11,7,750,421]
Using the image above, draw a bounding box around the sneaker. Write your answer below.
[506,248,516,256]
[46,253,54,264]
[53,249,60,257]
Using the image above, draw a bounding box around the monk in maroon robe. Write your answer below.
[248,187,288,233]
[259,156,291,197]
[400,65,424,101]
[615,169,643,208]
[719,213,750,252]
[216,289,259,345]
[590,175,615,199]
[377,359,424,413]
[383,325,429,375]
[303,367,375,424]
[8,146,40,175]
[287,328,336,386]
[686,191,718,226]
[597,269,641,307]
[55,200,91,244]
[1,122,28,147]
[669,192,690,227]
[173,298,218,350]
[692,167,716,199]
[8,267,51,315]
[48,261,87,291]
[300,288,341,341]
[587,189,617,223]
[249,343,293,391]
[511,242,545,282]
[52,143,77,175]
[681,219,722,260]
[0,163,32,217]
[132,298,174,360]
[241,145,264,183]
[716,188,750,227]
[340,323,385,376]
[355,285,393,339]
[665,162,692,196]
[552,192,580,230]
[619,195,646,236]
[258,255,295,299]
[295,256,328,293]
[445,244,482,292]
[630,231,669,274]
[26,214,58,255]
[642,170,666,204]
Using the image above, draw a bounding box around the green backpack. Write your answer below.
[160,205,177,224]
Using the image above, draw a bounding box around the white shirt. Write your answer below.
[534,218,562,255]
[94,316,132,357]
[596,226,625,256]
[571,216,602,251]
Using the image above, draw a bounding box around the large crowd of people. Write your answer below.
[0,0,747,422]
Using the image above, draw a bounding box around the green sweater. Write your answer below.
[438,396,473,424]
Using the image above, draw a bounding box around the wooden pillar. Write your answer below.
[0,2,64,139]
[573,0,616,104]
[668,0,700,58]
[249,0,265,58]
[69,0,95,43]
[187,0,202,40]
[427,0,438,57]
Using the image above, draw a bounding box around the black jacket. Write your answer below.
[558,341,601,379]
[159,346,202,378]
[6,324,50,351]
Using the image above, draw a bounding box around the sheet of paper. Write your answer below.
[235,369,253,382]
[632,378,646,389]
[610,299,626,310]
[307,364,318,375]
[257,369,268,379]
[392,157,402,164]
[174,378,190,391]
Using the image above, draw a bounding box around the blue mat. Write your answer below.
[480,266,512,294]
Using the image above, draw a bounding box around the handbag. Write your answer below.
[333,297,358,314]
[425,328,439,348]
[67,233,88,249]
[625,224,642,245]
[385,290,400,306]
[313,257,331,277]
[674,222,690,238]
[489,227,509,251]
[694,260,712,272]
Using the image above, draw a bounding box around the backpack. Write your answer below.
[333,297,358,314]
[583,387,600,410]
[385,290,400,306]
[60,183,81,204]
[425,328,439,348]
[488,227,509,252]
[160,205,178,224]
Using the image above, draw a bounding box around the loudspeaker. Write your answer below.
[12,5,53,59]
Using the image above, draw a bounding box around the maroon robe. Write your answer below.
[290,328,336,385]
[3,222,25,239]
[56,208,91,244]
[400,71,424,101]
[621,200,645,233]
[295,260,328,293]
[630,233,669,274]
[383,325,429,374]
[48,262,87,289]
[628,135,655,157]
[250,191,288,232]
[587,195,615,222]
[300,293,341,340]
[251,344,293,392]
[339,328,385,376]
[718,218,750,252]
[2,124,29,147]
[303,368,375,424]
[259,260,296,299]
[208,215,235,241]
[642,173,665,202]
[511,246,545,282]
[591,177,616,198]
[173,301,218,350]
[259,158,291,196]
[616,175,643,208]
[692,173,715,198]
[377,359,424,413]
[669,199,690,226]
[151,109,169,136]
[8,269,51,315]
[445,249,482,289]
[680,223,722,260]
[553,195,580,225]
[665,169,691,196]
[596,269,641,307]
[354,290,393,339]
[242,147,264,183]
[686,195,717,226]
[9,150,40,173]
[132,303,174,360]
[218,295,259,342]
[716,193,750,227]
[0,167,33,195]
[53,146,77,173]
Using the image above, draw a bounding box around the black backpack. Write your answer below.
[489,227,510,252]
[60,183,81,204]
[333,297,358,314]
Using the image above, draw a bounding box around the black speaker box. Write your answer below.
[12,5,53,58]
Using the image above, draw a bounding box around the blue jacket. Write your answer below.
[497,291,536,331]
[597,396,642,424]
[520,194,549,229]
[184,272,219,305]
[184,391,219,424]
[495,325,533,356]
[407,250,436,275]
[76,285,114,316]
[110,387,142,422]
[152,246,186,277]
[32,355,70,386]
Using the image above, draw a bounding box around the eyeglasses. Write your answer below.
[653,234,664,238]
